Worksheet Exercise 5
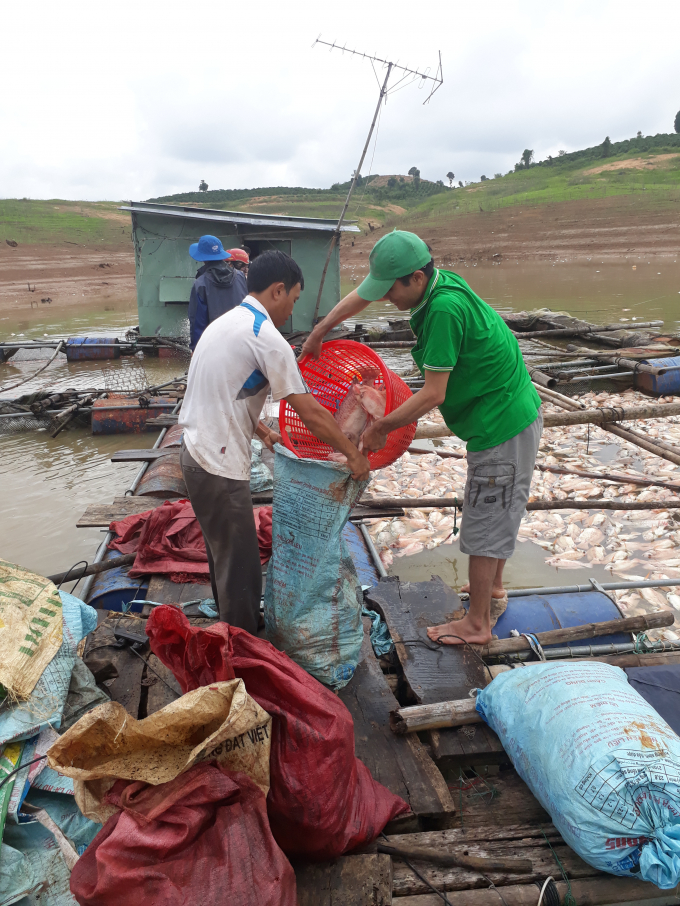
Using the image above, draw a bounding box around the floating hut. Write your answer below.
[121,201,361,338]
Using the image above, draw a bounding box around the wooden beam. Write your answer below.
[479,611,673,657]
[394,876,671,905]
[365,577,503,766]
[361,495,680,511]
[338,622,455,820]
[295,854,391,906]
[110,449,173,463]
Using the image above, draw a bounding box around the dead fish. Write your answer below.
[545,559,586,569]
[395,542,424,557]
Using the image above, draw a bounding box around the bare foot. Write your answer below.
[426,615,493,646]
[459,582,507,600]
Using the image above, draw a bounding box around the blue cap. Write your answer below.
[189,235,231,261]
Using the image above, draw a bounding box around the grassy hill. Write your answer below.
[2,132,679,250]
[389,134,680,232]
[0,199,130,247]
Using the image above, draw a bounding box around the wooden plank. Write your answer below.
[446,768,550,830]
[389,833,598,897]
[146,415,179,427]
[82,614,147,718]
[110,449,172,463]
[339,624,455,821]
[295,854,392,906]
[365,577,502,766]
[394,876,674,905]
[77,497,168,527]
[144,652,183,716]
[78,496,404,528]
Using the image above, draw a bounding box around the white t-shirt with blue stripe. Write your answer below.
[180,295,308,479]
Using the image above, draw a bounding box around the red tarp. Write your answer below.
[109,499,272,583]
[146,607,410,860]
[70,765,297,906]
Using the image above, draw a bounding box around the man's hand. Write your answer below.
[345,448,371,482]
[362,421,388,452]
[256,421,281,453]
[299,331,324,360]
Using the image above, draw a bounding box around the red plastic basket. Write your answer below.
[279,339,416,470]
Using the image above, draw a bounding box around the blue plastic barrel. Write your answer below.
[86,552,149,613]
[66,337,120,361]
[493,591,631,648]
[635,356,680,397]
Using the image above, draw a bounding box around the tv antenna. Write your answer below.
[311,39,444,324]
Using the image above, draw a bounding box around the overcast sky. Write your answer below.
[1,0,679,201]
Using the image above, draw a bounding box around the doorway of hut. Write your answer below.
[242,239,294,333]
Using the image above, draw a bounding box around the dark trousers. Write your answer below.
[180,443,261,634]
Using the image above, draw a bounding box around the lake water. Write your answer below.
[2,259,679,592]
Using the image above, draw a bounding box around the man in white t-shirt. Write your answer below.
[179,249,370,634]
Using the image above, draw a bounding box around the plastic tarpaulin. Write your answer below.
[477,662,680,889]
[625,665,680,736]
[109,499,273,581]
[264,446,368,689]
[1,788,101,906]
[0,592,96,747]
[146,607,409,861]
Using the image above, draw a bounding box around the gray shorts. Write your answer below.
[459,410,543,560]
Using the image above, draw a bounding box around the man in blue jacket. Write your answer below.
[188,235,248,349]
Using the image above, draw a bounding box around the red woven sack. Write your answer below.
[70,764,296,906]
[146,606,409,860]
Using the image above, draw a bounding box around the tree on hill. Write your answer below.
[601,136,612,157]
[446,171,455,186]
[480,175,488,181]
[458,180,463,187]
[199,180,208,192]
[675,111,680,134]
[408,166,421,178]
[521,149,534,169]
[387,176,397,187]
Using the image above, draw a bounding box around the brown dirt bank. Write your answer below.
[0,245,136,316]
[340,195,680,267]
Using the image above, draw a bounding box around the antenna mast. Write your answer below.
[311,39,443,325]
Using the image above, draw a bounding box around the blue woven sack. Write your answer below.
[477,661,680,889]
[264,446,368,690]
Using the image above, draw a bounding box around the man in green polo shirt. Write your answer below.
[301,230,542,646]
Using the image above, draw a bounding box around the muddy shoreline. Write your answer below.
[0,196,677,321]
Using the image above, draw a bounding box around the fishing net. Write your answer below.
[100,359,151,397]
[0,411,51,433]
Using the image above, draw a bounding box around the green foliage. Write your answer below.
[408,166,420,178]
[675,111,680,134]
[199,180,208,192]
[521,149,534,169]
[387,176,397,187]
[446,171,455,186]
[534,131,680,168]
[601,136,612,157]
[480,175,488,181]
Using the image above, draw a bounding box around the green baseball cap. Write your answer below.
[356,230,431,302]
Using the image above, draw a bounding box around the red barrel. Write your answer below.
[90,398,177,435]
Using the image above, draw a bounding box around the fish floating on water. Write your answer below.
[362,387,680,641]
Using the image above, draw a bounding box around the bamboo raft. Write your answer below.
[69,336,680,904]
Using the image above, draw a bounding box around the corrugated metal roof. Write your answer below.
[121,201,361,233]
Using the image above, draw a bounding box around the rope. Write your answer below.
[536,876,559,906]
[541,831,576,906]
[427,634,494,683]
[634,631,652,654]
[0,341,65,393]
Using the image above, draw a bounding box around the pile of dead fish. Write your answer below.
[365,388,680,641]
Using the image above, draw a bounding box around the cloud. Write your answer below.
[0,0,679,199]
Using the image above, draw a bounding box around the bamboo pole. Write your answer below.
[527,369,557,389]
[534,384,586,409]
[47,552,136,585]
[513,321,663,340]
[479,611,673,657]
[566,347,680,374]
[360,495,680,510]
[603,423,680,467]
[376,842,532,873]
[413,400,680,438]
